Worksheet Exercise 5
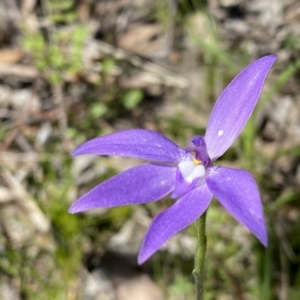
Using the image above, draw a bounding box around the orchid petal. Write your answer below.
[171,166,195,199]
[171,162,205,199]
[138,184,212,264]
[69,163,176,213]
[206,166,267,246]
[73,129,185,162]
[205,55,276,161]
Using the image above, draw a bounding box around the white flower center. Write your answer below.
[178,160,206,183]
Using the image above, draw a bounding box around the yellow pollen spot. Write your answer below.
[193,158,201,165]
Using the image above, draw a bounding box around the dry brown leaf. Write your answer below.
[0,49,24,65]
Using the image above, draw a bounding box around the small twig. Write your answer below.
[53,83,68,136]
[1,168,50,233]
[84,39,189,88]
[0,84,37,153]
[0,64,38,78]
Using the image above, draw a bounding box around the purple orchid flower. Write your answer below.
[69,55,276,264]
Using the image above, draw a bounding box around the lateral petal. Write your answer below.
[69,163,176,213]
[205,55,276,161]
[206,166,267,246]
[138,184,212,264]
[73,129,186,162]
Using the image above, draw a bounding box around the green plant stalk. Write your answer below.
[193,210,207,300]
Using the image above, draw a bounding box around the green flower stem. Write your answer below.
[193,210,207,300]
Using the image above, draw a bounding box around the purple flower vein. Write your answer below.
[69,55,276,264]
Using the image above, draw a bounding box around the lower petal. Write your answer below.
[206,166,267,246]
[69,163,176,213]
[138,184,212,264]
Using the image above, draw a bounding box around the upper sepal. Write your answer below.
[205,55,276,161]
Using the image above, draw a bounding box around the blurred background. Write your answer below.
[0,0,299,299]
